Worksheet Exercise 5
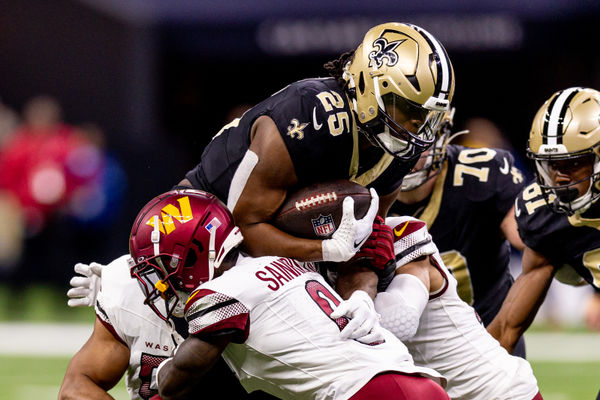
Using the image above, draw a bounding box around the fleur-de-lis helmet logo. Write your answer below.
[368,37,405,68]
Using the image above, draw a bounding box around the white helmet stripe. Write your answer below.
[373,76,386,110]
[545,87,581,146]
[410,24,452,100]
[151,215,161,256]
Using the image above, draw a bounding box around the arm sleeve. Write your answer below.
[374,273,429,341]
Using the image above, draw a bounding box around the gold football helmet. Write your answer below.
[344,22,455,161]
[527,87,600,214]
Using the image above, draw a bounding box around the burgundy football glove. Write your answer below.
[351,216,395,271]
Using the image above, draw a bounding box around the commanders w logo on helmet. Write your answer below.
[368,37,405,68]
[146,195,194,235]
[129,189,243,321]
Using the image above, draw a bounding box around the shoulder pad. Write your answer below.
[515,181,556,248]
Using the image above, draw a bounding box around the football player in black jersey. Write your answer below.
[178,22,455,297]
[389,109,529,357]
[488,87,600,354]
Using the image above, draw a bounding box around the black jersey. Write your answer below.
[390,145,526,325]
[184,78,415,207]
[516,181,600,291]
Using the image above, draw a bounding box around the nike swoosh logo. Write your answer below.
[312,107,323,130]
[354,234,369,248]
[499,157,510,175]
[514,200,521,218]
[393,221,410,237]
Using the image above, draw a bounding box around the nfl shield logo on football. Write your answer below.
[312,214,335,237]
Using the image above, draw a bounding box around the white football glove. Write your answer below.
[330,289,384,344]
[321,188,379,262]
[67,262,104,307]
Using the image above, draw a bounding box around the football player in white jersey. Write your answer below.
[60,189,401,400]
[390,109,528,358]
[58,255,185,400]
[374,216,543,400]
[128,189,449,400]
[59,254,269,400]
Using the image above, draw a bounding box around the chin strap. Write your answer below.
[447,129,469,144]
[151,215,161,256]
[208,225,217,281]
[343,63,360,117]
[215,227,243,269]
[150,215,170,294]
[205,219,244,281]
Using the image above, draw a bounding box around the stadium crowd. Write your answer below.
[0,95,126,286]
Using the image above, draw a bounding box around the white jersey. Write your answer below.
[406,251,539,400]
[95,255,184,400]
[184,255,444,400]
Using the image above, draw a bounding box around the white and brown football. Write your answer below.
[272,180,371,239]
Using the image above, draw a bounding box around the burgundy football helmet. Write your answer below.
[129,189,243,321]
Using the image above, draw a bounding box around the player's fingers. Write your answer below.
[341,196,356,221]
[362,188,379,222]
[67,287,90,297]
[339,316,362,340]
[345,320,372,340]
[355,327,385,344]
[74,263,92,277]
[67,297,90,307]
[69,276,91,288]
[89,262,104,276]
[330,303,349,319]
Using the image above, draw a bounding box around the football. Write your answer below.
[272,180,371,239]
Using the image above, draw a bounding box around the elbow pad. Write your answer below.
[374,273,429,341]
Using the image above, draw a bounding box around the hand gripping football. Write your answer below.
[273,180,371,239]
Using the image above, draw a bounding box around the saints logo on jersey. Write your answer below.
[286,119,309,140]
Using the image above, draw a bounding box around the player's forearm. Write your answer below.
[335,265,379,299]
[487,266,553,353]
[58,375,115,400]
[157,359,196,400]
[377,188,400,217]
[487,320,522,354]
[239,221,324,261]
[159,336,225,400]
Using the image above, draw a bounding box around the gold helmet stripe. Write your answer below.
[543,87,581,146]
[409,24,453,104]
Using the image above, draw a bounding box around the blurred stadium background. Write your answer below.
[0,0,599,398]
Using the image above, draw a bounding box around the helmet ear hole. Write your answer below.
[184,240,203,268]
[358,72,365,95]
[192,238,204,254]
[406,74,420,91]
